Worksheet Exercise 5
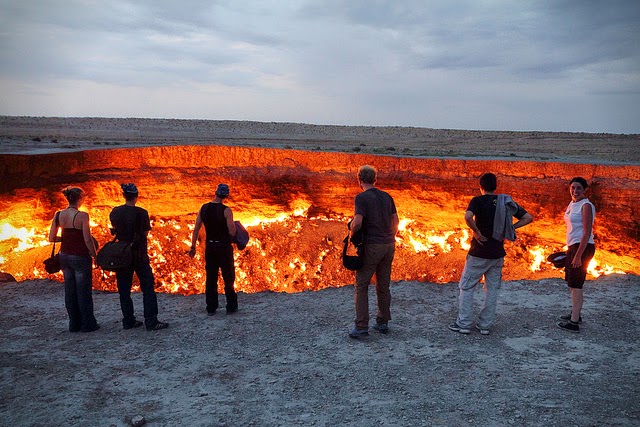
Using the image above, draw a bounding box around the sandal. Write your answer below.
[146,321,169,331]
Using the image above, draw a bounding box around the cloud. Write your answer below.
[0,0,638,133]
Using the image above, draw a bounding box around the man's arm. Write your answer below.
[391,213,399,235]
[188,209,203,258]
[513,212,533,229]
[350,214,363,239]
[465,210,487,244]
[225,207,236,237]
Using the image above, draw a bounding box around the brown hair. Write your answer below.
[61,187,85,204]
[358,165,377,184]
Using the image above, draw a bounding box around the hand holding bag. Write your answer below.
[43,212,61,274]
[342,234,364,271]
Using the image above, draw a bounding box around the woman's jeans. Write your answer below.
[59,252,98,332]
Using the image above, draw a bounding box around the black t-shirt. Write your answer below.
[467,194,527,259]
[109,205,151,256]
[354,188,397,244]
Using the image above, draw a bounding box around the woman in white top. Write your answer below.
[557,177,596,333]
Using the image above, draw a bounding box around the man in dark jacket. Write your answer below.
[109,183,168,331]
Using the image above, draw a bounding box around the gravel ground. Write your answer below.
[1,274,638,427]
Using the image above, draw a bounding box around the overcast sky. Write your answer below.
[1,1,638,133]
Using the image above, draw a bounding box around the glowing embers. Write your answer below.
[0,207,631,293]
[0,223,49,256]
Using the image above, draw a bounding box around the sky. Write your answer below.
[0,0,639,134]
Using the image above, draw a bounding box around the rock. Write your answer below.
[0,272,16,282]
[131,415,146,427]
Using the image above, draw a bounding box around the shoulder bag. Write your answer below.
[44,212,62,274]
[96,237,133,271]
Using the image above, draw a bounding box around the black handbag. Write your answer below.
[44,212,61,274]
[342,235,364,271]
[96,238,133,271]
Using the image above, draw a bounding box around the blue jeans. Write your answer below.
[59,252,98,332]
[456,255,504,329]
[115,261,159,328]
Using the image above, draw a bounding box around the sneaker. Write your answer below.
[348,327,369,339]
[448,323,471,334]
[372,323,389,334]
[476,325,490,335]
[123,320,143,330]
[559,313,582,324]
[557,320,580,333]
[146,321,169,331]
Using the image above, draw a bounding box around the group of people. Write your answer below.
[49,184,169,332]
[348,166,595,338]
[49,182,241,333]
[49,167,596,337]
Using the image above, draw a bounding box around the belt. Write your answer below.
[207,240,224,243]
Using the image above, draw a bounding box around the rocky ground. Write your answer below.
[0,274,639,427]
[1,116,638,164]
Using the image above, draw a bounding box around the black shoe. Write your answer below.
[207,311,216,316]
[557,320,580,333]
[226,308,238,315]
[81,324,100,333]
[349,327,369,338]
[372,323,389,334]
[123,320,144,330]
[559,313,582,324]
[146,321,169,331]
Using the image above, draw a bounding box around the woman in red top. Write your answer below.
[48,187,99,332]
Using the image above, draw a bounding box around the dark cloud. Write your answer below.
[0,1,638,132]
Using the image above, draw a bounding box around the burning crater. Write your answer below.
[0,146,638,294]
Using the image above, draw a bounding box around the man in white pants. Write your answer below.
[449,173,533,335]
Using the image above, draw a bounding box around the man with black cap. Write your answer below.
[189,183,238,315]
[109,183,169,331]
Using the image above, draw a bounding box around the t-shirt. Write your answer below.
[564,198,595,246]
[467,194,527,259]
[109,205,151,257]
[354,188,397,244]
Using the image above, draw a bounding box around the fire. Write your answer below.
[587,258,625,278]
[0,223,49,255]
[528,246,546,272]
[0,146,637,292]
[0,204,633,294]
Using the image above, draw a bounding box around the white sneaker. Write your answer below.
[476,325,490,335]
[448,323,471,334]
